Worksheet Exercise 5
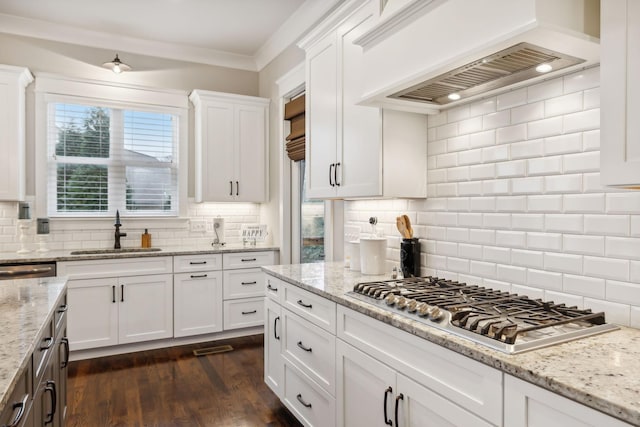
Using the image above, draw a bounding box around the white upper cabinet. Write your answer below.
[190,90,269,202]
[601,0,640,187]
[0,65,33,201]
[299,0,427,200]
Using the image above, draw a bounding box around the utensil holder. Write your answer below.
[400,238,420,277]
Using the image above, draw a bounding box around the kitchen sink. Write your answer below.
[70,248,162,255]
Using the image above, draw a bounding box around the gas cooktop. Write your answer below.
[348,276,618,354]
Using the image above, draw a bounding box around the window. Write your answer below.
[48,103,178,216]
[35,76,188,219]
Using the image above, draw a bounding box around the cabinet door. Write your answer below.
[265,298,284,398]
[118,274,173,344]
[337,3,382,198]
[200,101,235,201]
[336,340,396,427]
[504,375,632,427]
[174,271,223,337]
[306,32,339,199]
[601,0,640,187]
[235,103,267,202]
[56,332,69,427]
[67,278,119,350]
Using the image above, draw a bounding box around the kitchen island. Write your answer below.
[263,262,640,426]
[0,276,67,422]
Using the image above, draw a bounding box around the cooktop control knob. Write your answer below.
[385,293,397,306]
[428,306,443,321]
[417,303,430,317]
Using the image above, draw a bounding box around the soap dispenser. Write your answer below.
[141,229,152,248]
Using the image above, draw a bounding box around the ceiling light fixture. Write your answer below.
[535,63,553,73]
[102,54,131,74]
[448,93,461,101]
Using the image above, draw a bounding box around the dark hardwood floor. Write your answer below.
[66,335,302,427]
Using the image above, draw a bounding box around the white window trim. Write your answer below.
[34,74,189,219]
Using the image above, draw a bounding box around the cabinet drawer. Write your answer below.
[173,254,222,273]
[283,285,336,334]
[59,256,172,279]
[283,310,336,396]
[33,318,54,386]
[223,251,275,269]
[223,268,264,300]
[283,362,336,427]
[0,362,32,427]
[337,306,502,426]
[223,297,264,330]
[265,274,285,302]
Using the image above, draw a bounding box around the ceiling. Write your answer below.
[0,0,341,71]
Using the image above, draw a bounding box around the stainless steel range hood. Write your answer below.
[355,0,600,114]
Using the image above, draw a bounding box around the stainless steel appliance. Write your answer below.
[349,276,618,354]
[0,262,56,280]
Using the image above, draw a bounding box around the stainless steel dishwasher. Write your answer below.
[0,262,56,280]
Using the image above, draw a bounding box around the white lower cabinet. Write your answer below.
[223,296,265,330]
[265,297,284,398]
[504,375,632,427]
[283,362,336,427]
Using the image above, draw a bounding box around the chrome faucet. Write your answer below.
[114,210,127,249]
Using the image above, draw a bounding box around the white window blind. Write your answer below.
[47,102,179,217]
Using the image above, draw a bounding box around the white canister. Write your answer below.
[347,241,361,271]
[360,237,387,275]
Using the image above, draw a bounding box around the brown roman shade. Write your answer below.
[284,94,305,161]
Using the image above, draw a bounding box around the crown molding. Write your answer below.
[0,13,257,71]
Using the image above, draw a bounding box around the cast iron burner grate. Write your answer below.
[348,276,617,354]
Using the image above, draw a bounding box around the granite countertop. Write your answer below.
[0,244,279,264]
[263,262,640,426]
[0,276,67,412]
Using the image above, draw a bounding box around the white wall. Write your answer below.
[346,66,640,328]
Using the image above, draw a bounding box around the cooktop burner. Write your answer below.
[348,276,618,354]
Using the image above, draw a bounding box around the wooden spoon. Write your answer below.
[396,216,408,239]
[403,215,413,239]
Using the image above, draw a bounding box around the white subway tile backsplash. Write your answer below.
[527,156,562,176]
[469,98,496,117]
[563,108,600,133]
[582,129,600,151]
[483,213,511,229]
[429,139,447,155]
[527,232,562,251]
[544,92,583,117]
[528,79,563,102]
[483,246,511,264]
[545,174,582,194]
[496,230,526,248]
[632,261,640,282]
[458,212,483,227]
[585,215,630,236]
[496,196,527,212]
[545,214,583,233]
[447,257,470,273]
[447,105,470,123]
[470,260,497,278]
[497,264,527,284]
[435,122,458,139]
[563,234,605,256]
[544,291,584,309]
[469,164,495,180]
[583,87,600,110]
[512,102,544,124]
[458,181,483,196]
[436,183,457,197]
[528,116,563,139]
[606,280,640,306]
[482,145,510,163]
[458,148,483,165]
[468,129,496,148]
[527,195,563,212]
[544,133,582,155]
[512,214,545,231]
[426,254,447,269]
[584,298,630,326]
[512,177,545,195]
[544,252,583,274]
[630,307,640,329]
[497,88,527,110]
[482,179,510,195]
[511,140,545,163]
[446,227,469,242]
[458,243,483,260]
[527,268,563,291]
[606,193,640,213]
[483,110,510,130]
[435,212,458,226]
[459,116,483,135]
[469,196,496,211]
[583,173,607,193]
[606,236,640,260]
[426,226,447,240]
[446,166,469,182]
[496,160,526,178]
[632,216,640,236]
[446,197,469,211]
[563,66,600,93]
[512,249,544,268]
[447,135,470,152]
[436,152,458,168]
[469,229,495,245]
[427,168,447,183]
[563,151,600,173]
[496,124,527,144]
[427,112,447,128]
[563,194,605,213]
[563,274,606,299]
[583,256,629,281]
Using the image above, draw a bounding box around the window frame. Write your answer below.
[34,75,189,219]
